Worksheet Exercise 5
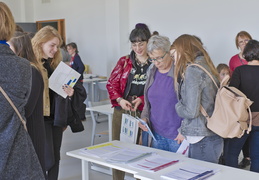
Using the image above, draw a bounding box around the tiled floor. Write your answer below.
[59,116,112,180]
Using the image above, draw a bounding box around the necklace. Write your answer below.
[135,55,149,73]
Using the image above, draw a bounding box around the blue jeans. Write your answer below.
[223,132,249,168]
[151,132,180,152]
[189,135,223,163]
[250,126,259,172]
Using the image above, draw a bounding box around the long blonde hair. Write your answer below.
[171,34,218,89]
[0,2,15,41]
[32,26,62,69]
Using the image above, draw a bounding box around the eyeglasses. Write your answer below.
[238,39,249,45]
[149,52,167,63]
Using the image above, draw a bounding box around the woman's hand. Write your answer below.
[62,84,74,97]
[138,118,148,131]
[131,97,142,111]
[119,99,132,111]
[174,133,185,144]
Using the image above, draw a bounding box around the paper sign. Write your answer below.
[49,61,80,98]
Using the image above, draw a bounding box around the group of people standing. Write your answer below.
[107,23,259,180]
[0,2,86,180]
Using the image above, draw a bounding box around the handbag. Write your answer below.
[0,86,27,131]
[188,64,253,138]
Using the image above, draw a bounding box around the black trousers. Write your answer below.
[44,121,63,180]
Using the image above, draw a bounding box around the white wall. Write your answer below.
[3,0,259,75]
[129,0,259,66]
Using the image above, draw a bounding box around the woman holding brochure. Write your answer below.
[32,26,86,180]
[140,35,183,152]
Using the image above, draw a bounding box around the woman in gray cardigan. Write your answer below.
[0,2,45,179]
[171,34,223,163]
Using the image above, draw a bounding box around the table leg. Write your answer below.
[108,114,112,141]
[81,160,89,180]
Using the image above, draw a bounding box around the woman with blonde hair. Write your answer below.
[0,2,45,179]
[32,26,87,180]
[171,34,223,163]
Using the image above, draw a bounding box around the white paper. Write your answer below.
[49,61,80,98]
[80,143,122,158]
[161,164,219,180]
[120,114,139,144]
[128,154,179,172]
[176,139,189,156]
[105,149,153,163]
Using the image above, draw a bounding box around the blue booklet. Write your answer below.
[136,117,157,141]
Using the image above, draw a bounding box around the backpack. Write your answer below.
[189,64,253,138]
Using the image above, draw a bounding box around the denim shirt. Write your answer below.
[176,56,219,136]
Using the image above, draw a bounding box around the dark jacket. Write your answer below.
[71,53,85,82]
[54,81,87,132]
[0,44,45,179]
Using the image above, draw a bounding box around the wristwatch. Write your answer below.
[116,97,123,104]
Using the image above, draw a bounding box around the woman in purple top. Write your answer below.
[140,35,183,152]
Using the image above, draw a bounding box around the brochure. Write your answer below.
[161,164,219,180]
[49,61,80,98]
[105,149,153,163]
[136,117,157,141]
[128,154,179,172]
[120,114,139,144]
[80,143,122,158]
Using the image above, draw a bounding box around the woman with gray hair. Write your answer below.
[139,35,183,152]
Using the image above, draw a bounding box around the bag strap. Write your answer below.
[188,63,218,118]
[0,86,27,131]
[188,63,219,89]
[193,65,253,135]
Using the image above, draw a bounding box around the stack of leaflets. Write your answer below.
[128,154,179,172]
[105,149,154,163]
[161,164,219,180]
[80,143,122,158]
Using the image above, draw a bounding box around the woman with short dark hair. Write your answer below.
[225,39,259,172]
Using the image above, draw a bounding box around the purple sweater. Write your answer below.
[146,69,182,140]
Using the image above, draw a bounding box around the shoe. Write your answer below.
[238,158,250,169]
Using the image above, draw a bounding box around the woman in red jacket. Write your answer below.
[106,23,151,180]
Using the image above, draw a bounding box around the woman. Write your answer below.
[106,23,151,180]
[32,25,86,180]
[140,35,183,152]
[171,34,223,163]
[225,40,259,172]
[66,42,85,82]
[0,2,45,179]
[8,31,46,177]
[229,31,252,73]
[228,31,252,168]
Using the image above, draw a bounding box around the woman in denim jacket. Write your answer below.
[171,34,223,163]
